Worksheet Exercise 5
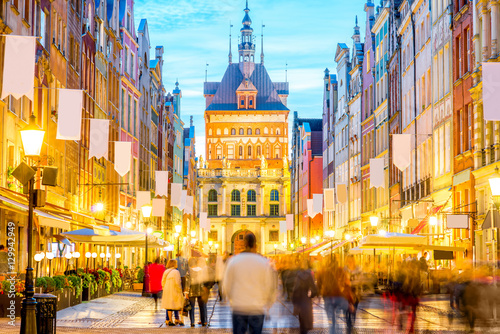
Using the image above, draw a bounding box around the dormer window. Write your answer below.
[249,99,253,106]
[240,99,245,106]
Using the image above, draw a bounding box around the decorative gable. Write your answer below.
[236,77,257,109]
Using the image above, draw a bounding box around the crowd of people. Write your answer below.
[125,238,500,333]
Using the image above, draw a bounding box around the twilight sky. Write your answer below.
[134,0,367,157]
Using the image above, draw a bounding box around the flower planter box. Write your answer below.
[54,288,71,311]
[69,288,82,307]
[82,287,91,301]
[0,294,23,318]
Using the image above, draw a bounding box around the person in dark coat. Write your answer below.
[292,261,318,334]
[148,257,166,310]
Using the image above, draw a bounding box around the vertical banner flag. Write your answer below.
[56,89,83,140]
[324,189,335,211]
[307,199,317,218]
[1,36,36,100]
[170,183,182,208]
[370,158,385,188]
[392,134,412,171]
[89,119,110,159]
[185,196,194,215]
[279,221,287,234]
[179,190,187,211]
[155,171,169,197]
[286,214,294,230]
[482,62,500,121]
[200,212,209,230]
[136,191,150,209]
[152,198,166,217]
[336,184,347,203]
[114,142,131,176]
[313,194,323,216]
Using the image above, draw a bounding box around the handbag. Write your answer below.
[182,297,191,317]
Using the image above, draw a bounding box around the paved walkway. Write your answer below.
[1,289,500,333]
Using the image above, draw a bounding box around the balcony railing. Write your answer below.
[198,168,284,178]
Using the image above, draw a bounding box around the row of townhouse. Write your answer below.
[321,0,500,266]
[0,0,196,275]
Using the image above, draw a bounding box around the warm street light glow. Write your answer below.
[290,243,294,248]
[94,203,104,212]
[106,253,111,258]
[429,216,438,226]
[190,230,196,238]
[65,253,73,259]
[34,253,43,262]
[46,252,54,260]
[165,245,174,251]
[72,252,81,258]
[489,167,500,196]
[147,227,153,234]
[99,253,105,258]
[208,241,213,246]
[310,237,316,244]
[85,252,91,258]
[115,253,121,258]
[125,221,132,229]
[325,230,335,238]
[174,232,179,238]
[379,229,387,236]
[300,237,307,244]
[274,243,278,249]
[175,224,182,233]
[370,215,379,227]
[20,114,45,157]
[92,252,97,258]
[141,205,153,218]
[345,233,352,240]
[215,244,219,249]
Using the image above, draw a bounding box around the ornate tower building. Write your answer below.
[198,2,291,255]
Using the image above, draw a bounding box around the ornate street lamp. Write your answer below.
[19,114,45,334]
[99,253,105,269]
[175,224,182,254]
[85,252,91,272]
[300,237,307,253]
[325,230,335,261]
[91,252,97,270]
[141,204,152,296]
[73,252,81,270]
[45,252,54,277]
[208,240,213,254]
[274,243,278,256]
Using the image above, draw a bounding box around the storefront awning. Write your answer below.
[62,226,167,247]
[297,240,330,254]
[311,240,348,257]
[360,232,427,248]
[412,206,444,234]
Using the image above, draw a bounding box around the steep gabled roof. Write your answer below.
[206,63,288,111]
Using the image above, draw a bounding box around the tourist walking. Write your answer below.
[317,261,353,334]
[223,232,277,334]
[187,257,208,327]
[176,252,189,290]
[291,260,318,334]
[148,257,165,310]
[161,259,186,326]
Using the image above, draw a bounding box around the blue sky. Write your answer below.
[134,0,367,157]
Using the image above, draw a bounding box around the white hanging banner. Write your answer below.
[170,183,182,208]
[179,190,187,211]
[56,89,83,140]
[89,119,109,159]
[307,199,317,218]
[114,142,131,176]
[1,36,36,100]
[392,134,412,171]
[200,212,209,230]
[184,195,194,215]
[152,198,165,217]
[155,171,169,197]
[136,191,150,209]
[279,221,287,234]
[370,158,385,188]
[286,214,293,230]
[324,188,335,211]
[482,62,500,121]
[336,184,347,204]
[313,194,323,216]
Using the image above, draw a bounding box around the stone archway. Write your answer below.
[231,229,253,254]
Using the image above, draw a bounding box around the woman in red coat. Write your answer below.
[149,257,166,310]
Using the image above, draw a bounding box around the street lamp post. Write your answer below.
[91,252,97,270]
[274,243,278,256]
[208,240,213,254]
[141,204,152,296]
[325,230,335,262]
[300,237,307,254]
[85,252,91,272]
[19,114,45,334]
[175,224,182,254]
[45,252,54,277]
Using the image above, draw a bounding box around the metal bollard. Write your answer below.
[34,293,57,334]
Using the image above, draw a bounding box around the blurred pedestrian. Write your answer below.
[402,261,422,333]
[345,255,361,331]
[176,252,189,290]
[317,261,353,334]
[187,257,207,327]
[292,260,318,334]
[149,257,166,310]
[215,252,226,301]
[161,259,186,326]
[223,232,277,334]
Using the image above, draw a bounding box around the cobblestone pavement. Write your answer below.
[1,290,500,333]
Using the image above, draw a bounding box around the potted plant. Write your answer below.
[67,275,82,306]
[0,279,24,318]
[81,272,97,301]
[132,267,144,291]
[53,275,71,311]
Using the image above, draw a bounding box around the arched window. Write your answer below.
[248,145,252,157]
[239,145,243,156]
[208,128,213,136]
[247,190,256,202]
[208,189,218,202]
[270,189,279,202]
[231,190,241,202]
[247,128,252,135]
[257,145,261,156]
[239,128,244,135]
[264,127,269,134]
[276,128,280,135]
[255,128,261,135]
[231,128,236,135]
[216,128,221,135]
[224,128,228,135]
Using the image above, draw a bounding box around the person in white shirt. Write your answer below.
[223,232,277,334]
